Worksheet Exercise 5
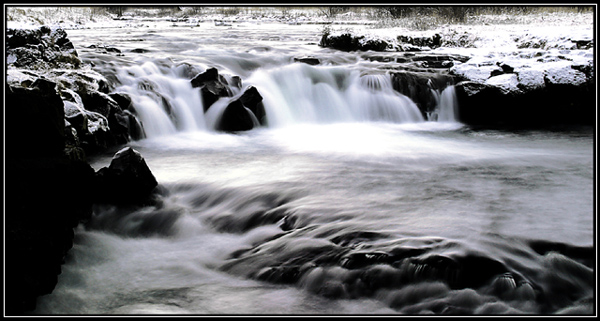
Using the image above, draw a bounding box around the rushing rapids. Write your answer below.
[30,21,594,315]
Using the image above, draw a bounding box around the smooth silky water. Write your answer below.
[33,21,594,315]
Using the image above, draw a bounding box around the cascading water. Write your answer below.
[31,23,593,316]
[116,61,441,137]
[246,64,425,127]
[436,85,459,122]
[115,61,208,137]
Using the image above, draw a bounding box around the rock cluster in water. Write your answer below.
[320,29,594,128]
[190,67,267,131]
[5,26,158,315]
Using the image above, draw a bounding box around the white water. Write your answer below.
[32,21,594,316]
[114,60,434,137]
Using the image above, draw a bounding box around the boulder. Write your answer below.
[191,67,233,111]
[216,99,257,132]
[95,147,159,205]
[450,55,594,128]
[239,86,267,126]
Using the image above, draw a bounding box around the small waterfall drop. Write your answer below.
[246,64,425,128]
[436,85,459,122]
[112,61,457,139]
[114,61,208,138]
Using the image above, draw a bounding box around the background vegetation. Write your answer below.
[7,5,595,31]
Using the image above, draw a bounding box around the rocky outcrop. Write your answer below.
[451,58,595,127]
[320,32,390,52]
[238,86,267,126]
[5,71,96,314]
[6,26,82,70]
[397,33,442,51]
[390,71,460,119]
[5,26,158,315]
[6,26,141,158]
[5,78,66,158]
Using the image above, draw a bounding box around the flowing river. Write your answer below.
[33,20,594,315]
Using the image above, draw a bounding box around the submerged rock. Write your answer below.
[294,56,320,65]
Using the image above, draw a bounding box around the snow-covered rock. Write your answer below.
[515,68,545,91]
[544,61,589,86]
[485,73,520,95]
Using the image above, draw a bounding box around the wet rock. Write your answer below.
[239,86,267,126]
[340,251,390,269]
[216,99,256,132]
[294,56,320,65]
[95,147,159,205]
[191,67,233,111]
[390,71,458,118]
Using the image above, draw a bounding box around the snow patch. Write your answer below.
[485,73,520,94]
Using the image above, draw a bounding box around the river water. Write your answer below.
[34,20,594,315]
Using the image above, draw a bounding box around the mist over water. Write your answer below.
[33,22,594,315]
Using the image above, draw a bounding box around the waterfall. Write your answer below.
[246,64,425,127]
[113,61,460,139]
[436,85,459,122]
[114,61,208,138]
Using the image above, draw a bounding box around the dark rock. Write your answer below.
[191,68,233,111]
[5,79,65,158]
[130,48,150,53]
[239,86,267,126]
[95,147,159,205]
[340,251,391,269]
[319,33,389,52]
[294,56,320,65]
[398,34,442,49]
[5,156,95,315]
[6,26,81,69]
[390,71,458,118]
[190,67,220,87]
[229,75,243,89]
[216,99,256,132]
[110,92,133,111]
[454,79,594,128]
